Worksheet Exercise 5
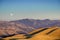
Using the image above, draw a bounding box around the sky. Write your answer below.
[0,0,60,21]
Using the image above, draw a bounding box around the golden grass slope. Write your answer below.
[29,27,60,40]
[1,27,60,40]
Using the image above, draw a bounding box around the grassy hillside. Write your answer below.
[0,27,60,40]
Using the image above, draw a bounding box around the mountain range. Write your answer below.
[0,19,60,38]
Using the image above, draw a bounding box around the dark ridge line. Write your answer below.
[0,33,27,38]
[25,28,49,39]
[46,28,58,35]
[0,34,15,38]
[30,28,48,35]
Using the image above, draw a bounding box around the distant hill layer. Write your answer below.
[14,19,60,28]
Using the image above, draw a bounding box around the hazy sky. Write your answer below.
[0,0,60,21]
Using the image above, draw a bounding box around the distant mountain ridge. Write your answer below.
[13,19,60,28]
[0,19,60,38]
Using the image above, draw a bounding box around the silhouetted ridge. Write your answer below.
[30,28,48,35]
[0,34,15,38]
[46,28,58,35]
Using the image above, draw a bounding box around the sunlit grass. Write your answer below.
[1,27,60,40]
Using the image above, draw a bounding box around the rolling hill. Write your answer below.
[2,27,60,40]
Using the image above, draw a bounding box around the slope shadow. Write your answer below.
[25,28,48,39]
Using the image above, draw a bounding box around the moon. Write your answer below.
[10,13,14,16]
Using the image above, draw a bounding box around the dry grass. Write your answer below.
[1,27,60,40]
